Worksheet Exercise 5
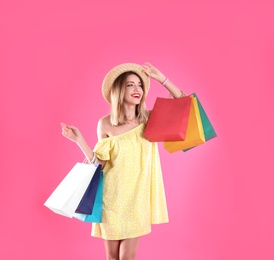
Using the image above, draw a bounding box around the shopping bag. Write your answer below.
[164,96,205,152]
[74,171,104,223]
[75,163,102,214]
[183,93,217,152]
[44,162,100,218]
[144,96,192,142]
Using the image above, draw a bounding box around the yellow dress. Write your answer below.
[91,123,169,240]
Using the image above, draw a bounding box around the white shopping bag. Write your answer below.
[44,162,99,218]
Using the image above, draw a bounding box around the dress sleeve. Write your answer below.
[93,138,111,161]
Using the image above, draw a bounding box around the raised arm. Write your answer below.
[142,62,186,98]
[60,122,95,162]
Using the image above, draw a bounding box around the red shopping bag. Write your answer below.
[144,96,192,142]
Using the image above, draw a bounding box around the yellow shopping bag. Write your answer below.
[164,96,205,153]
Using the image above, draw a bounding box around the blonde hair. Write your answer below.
[110,71,149,126]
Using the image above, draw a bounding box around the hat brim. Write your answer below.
[102,63,150,103]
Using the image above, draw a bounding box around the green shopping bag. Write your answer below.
[183,93,217,152]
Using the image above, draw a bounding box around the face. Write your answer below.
[123,74,144,105]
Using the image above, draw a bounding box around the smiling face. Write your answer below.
[123,74,144,105]
[110,71,148,126]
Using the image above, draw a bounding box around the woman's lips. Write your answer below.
[131,93,141,98]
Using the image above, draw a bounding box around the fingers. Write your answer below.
[60,122,67,128]
[142,62,158,74]
[142,62,152,71]
[61,123,68,132]
[61,124,69,135]
[61,122,72,132]
[142,63,154,78]
[60,122,66,135]
[60,122,77,130]
[61,122,74,136]
[142,65,149,71]
[69,125,78,130]
[61,127,74,140]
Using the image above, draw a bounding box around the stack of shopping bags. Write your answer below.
[144,93,217,152]
[44,160,103,223]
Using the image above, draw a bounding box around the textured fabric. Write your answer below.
[91,123,169,240]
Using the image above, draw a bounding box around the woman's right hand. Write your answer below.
[60,122,83,143]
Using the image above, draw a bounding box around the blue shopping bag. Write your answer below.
[75,164,102,214]
[74,171,103,223]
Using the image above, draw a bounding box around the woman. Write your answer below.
[61,62,185,260]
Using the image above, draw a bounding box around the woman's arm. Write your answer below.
[60,122,106,167]
[60,122,95,162]
[142,62,186,98]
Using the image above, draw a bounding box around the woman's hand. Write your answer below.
[142,62,186,98]
[61,122,97,163]
[60,122,83,143]
[142,62,166,83]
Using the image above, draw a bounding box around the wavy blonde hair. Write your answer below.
[110,71,149,126]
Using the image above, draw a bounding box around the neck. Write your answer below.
[124,104,137,122]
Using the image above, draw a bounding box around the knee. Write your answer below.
[120,252,137,260]
[106,251,119,260]
[106,255,119,260]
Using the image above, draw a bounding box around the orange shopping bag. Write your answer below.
[164,96,205,153]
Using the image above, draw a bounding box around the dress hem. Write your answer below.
[91,221,169,240]
[91,230,151,240]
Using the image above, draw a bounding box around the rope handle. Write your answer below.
[83,152,97,165]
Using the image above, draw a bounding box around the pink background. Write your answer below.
[1,0,274,259]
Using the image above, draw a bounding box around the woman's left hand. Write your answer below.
[142,62,165,83]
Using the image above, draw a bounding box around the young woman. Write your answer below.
[61,62,185,260]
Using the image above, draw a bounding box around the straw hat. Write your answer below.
[102,63,150,103]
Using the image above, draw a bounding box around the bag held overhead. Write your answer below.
[144,96,192,142]
[182,93,217,152]
[164,96,206,152]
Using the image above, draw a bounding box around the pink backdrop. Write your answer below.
[1,0,274,259]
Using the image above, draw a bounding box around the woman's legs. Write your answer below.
[104,237,140,260]
[119,237,140,260]
[104,240,120,260]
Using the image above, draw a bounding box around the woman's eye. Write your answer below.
[126,83,143,88]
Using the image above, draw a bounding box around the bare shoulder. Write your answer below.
[97,115,111,140]
[98,115,111,126]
